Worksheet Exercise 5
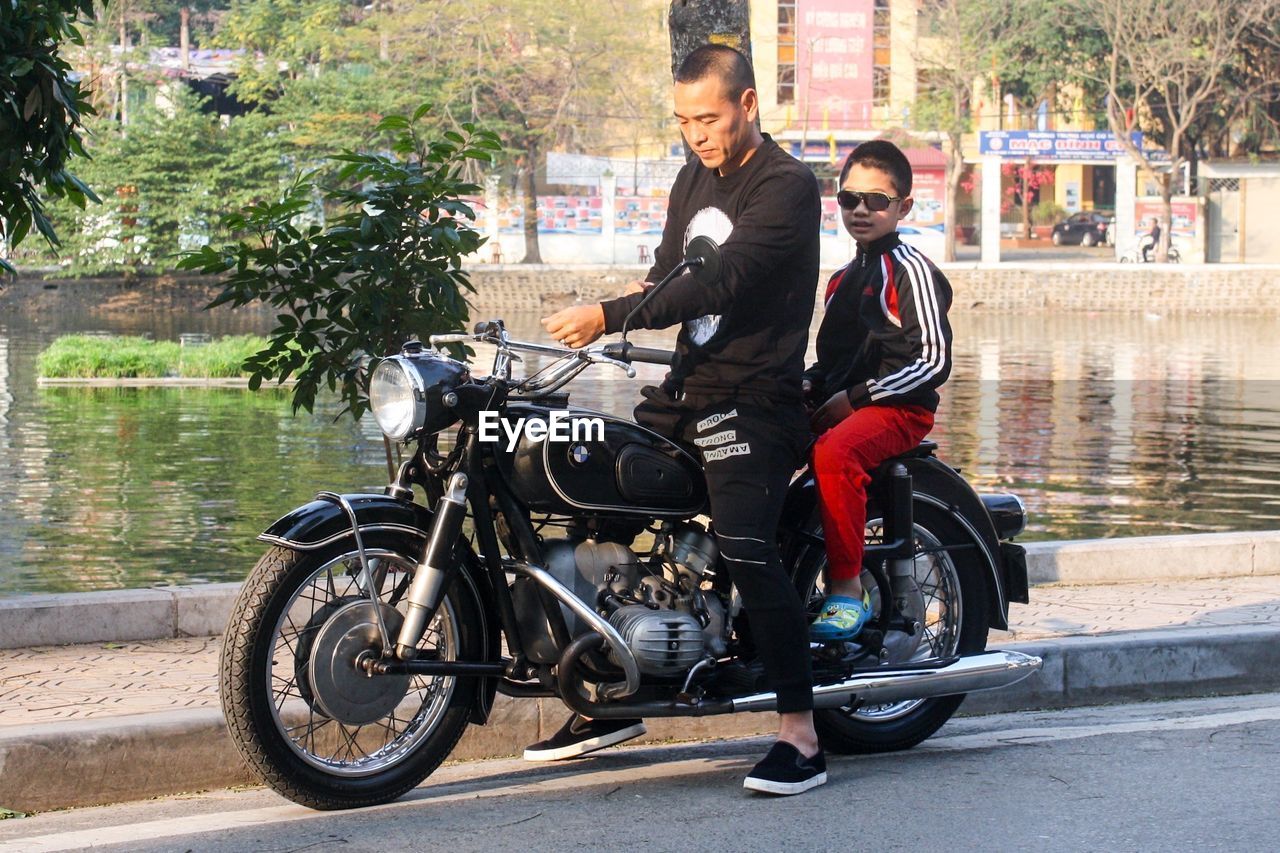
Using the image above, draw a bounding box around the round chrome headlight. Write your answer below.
[369,358,423,440]
[368,353,468,440]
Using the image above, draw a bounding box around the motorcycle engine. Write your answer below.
[514,522,730,675]
[603,522,728,675]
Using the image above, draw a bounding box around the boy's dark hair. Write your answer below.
[839,139,913,196]
[675,44,756,102]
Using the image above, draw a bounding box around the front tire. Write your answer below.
[794,502,990,754]
[220,534,483,809]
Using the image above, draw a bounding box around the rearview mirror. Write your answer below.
[620,236,723,341]
[685,234,721,285]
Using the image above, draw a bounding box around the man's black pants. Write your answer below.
[636,388,814,713]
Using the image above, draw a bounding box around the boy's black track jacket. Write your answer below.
[803,231,953,413]
[599,135,820,405]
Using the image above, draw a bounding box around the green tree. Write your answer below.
[912,0,1019,261]
[436,0,669,262]
[218,0,352,105]
[1,0,101,273]
[1076,0,1280,261]
[178,106,500,423]
[1182,19,1280,159]
[40,87,288,275]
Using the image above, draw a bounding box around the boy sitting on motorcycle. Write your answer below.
[804,140,954,642]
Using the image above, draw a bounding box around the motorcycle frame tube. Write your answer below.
[485,467,574,652]
[466,463,531,669]
[514,562,641,700]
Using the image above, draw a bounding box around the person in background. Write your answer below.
[1142,217,1161,262]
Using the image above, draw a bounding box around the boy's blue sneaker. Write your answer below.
[809,591,872,642]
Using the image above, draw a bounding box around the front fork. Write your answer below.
[394,470,469,659]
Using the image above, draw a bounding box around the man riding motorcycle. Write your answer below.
[541,43,826,795]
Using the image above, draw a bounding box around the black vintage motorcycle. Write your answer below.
[219,238,1041,810]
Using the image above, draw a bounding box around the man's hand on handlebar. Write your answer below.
[622,280,650,296]
[541,304,606,349]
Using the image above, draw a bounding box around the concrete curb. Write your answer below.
[0,585,236,649]
[1024,531,1280,585]
[2,624,1277,813]
[3,530,1279,649]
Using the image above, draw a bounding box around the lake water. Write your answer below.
[2,303,1278,594]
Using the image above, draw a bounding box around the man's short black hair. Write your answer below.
[675,44,756,102]
[839,139,913,196]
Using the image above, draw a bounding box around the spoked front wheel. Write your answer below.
[793,502,990,754]
[220,534,483,809]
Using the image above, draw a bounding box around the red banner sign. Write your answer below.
[796,0,875,130]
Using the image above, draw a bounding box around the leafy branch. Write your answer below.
[178,104,501,421]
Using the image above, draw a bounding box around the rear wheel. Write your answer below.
[1081,232,1097,247]
[220,534,483,809]
[794,501,989,754]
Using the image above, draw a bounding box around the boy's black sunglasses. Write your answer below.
[836,190,902,212]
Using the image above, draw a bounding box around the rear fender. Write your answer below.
[258,493,502,723]
[897,457,1011,630]
[780,459,1012,631]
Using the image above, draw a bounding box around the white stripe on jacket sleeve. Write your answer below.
[865,245,946,400]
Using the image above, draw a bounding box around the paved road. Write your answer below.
[3,692,1277,852]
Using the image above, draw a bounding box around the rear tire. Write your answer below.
[794,501,990,754]
[220,534,483,809]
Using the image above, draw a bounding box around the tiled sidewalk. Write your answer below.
[2,576,1277,728]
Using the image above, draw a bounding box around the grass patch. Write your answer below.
[38,334,268,379]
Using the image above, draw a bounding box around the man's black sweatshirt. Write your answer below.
[599,135,820,405]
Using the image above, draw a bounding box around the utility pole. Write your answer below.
[668,0,752,77]
[667,1,753,158]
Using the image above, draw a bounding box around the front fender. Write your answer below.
[258,493,434,550]
[258,492,502,723]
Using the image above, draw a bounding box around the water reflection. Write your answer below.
[1,305,1278,594]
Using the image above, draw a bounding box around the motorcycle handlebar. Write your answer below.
[600,342,675,366]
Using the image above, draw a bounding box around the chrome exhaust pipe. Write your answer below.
[732,650,1042,713]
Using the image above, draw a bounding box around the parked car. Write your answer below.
[897,224,946,258]
[1050,211,1111,247]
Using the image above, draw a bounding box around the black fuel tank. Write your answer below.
[493,403,707,517]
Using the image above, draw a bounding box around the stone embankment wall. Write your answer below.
[464,263,1280,315]
[4,264,1279,316]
